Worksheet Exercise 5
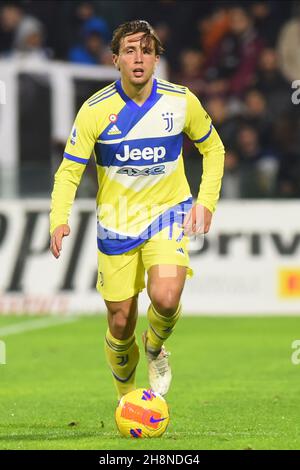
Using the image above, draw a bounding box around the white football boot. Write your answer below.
[142,331,172,396]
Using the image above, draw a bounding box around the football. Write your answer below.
[115,388,170,438]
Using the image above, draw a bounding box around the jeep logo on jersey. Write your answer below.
[116,165,165,176]
[115,145,166,163]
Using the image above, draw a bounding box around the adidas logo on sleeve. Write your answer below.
[108,125,122,135]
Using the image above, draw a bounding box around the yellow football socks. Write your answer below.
[104,329,140,400]
[145,303,182,356]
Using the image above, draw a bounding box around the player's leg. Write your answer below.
[141,265,187,396]
[145,264,186,356]
[104,296,140,400]
[97,246,145,401]
[141,223,193,394]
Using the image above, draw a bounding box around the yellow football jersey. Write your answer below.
[50,78,225,254]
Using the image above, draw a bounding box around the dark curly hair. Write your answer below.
[111,20,164,56]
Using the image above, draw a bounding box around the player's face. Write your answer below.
[113,33,159,86]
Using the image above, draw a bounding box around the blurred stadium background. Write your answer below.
[1,0,300,451]
[0,0,299,316]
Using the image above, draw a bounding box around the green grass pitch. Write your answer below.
[0,314,300,450]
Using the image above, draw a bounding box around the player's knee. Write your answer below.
[108,311,132,339]
[107,302,137,339]
[150,288,181,317]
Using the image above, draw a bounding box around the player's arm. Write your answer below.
[183,89,225,235]
[49,102,97,258]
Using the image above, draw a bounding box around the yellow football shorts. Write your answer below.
[96,223,193,301]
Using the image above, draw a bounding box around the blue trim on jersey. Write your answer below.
[115,78,158,111]
[88,90,117,106]
[98,92,163,144]
[88,85,116,105]
[88,83,116,104]
[97,197,193,255]
[96,133,183,167]
[157,81,185,91]
[157,85,186,95]
[193,123,213,143]
[98,80,162,144]
[64,152,89,164]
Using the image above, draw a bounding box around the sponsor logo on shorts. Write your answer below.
[99,271,104,287]
[176,247,185,256]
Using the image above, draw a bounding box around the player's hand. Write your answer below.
[50,224,70,259]
[183,204,212,236]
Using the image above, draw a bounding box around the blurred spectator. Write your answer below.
[0,3,20,53]
[0,3,50,59]
[71,2,110,43]
[205,96,240,147]
[250,1,283,47]
[273,109,300,198]
[205,6,265,96]
[202,78,230,100]
[236,125,279,197]
[74,2,98,30]
[173,48,205,95]
[68,17,110,65]
[197,7,230,55]
[243,88,273,145]
[152,22,172,78]
[221,149,241,199]
[277,151,300,198]
[273,111,300,156]
[254,48,291,117]
[12,16,49,60]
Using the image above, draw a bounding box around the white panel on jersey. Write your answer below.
[103,158,179,192]
[125,94,186,141]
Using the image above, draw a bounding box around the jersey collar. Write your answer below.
[115,78,158,111]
